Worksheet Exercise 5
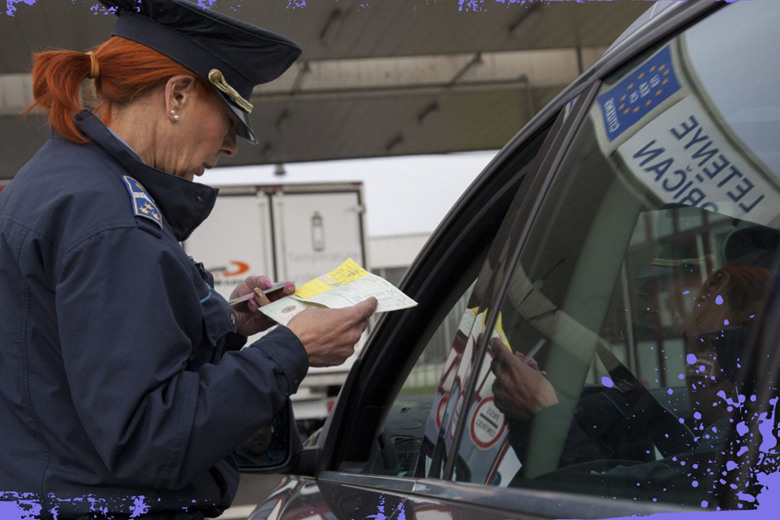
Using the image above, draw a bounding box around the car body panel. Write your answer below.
[242,1,780,518]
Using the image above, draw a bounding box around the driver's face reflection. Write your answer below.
[683,265,771,427]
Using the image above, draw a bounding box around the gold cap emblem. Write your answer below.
[208,69,254,113]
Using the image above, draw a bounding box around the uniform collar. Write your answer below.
[74,110,218,242]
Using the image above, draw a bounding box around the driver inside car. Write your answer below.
[490,225,777,476]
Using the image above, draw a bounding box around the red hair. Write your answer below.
[24,36,210,144]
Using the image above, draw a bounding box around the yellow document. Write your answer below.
[260,258,417,326]
[293,258,368,299]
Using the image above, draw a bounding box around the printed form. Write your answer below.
[260,258,418,325]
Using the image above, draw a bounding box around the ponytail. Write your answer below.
[24,50,95,144]
[24,36,210,144]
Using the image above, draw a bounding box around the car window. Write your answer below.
[363,287,473,477]
[452,0,780,510]
[400,102,583,483]
[357,111,565,480]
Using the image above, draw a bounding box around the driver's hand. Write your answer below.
[490,338,558,420]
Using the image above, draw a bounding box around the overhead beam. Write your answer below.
[0,47,606,117]
[257,47,607,96]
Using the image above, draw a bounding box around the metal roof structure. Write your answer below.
[0,0,651,181]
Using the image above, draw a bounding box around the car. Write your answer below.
[236,0,780,518]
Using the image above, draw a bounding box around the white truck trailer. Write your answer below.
[182,182,368,436]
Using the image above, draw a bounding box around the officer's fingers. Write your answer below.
[289,307,354,349]
[330,298,376,336]
[243,275,270,292]
[353,297,378,319]
[232,275,270,302]
[247,287,271,309]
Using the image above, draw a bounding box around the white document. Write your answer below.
[260,258,417,326]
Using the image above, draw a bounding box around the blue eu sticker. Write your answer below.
[122,176,163,229]
[597,44,682,142]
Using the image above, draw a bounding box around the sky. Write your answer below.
[201,150,497,237]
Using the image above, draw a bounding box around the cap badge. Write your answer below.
[208,69,254,114]
[122,175,163,229]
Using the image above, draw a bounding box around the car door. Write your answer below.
[248,1,780,519]
[441,0,780,516]
[246,94,569,520]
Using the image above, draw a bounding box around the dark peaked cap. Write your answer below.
[724,225,780,270]
[97,0,302,143]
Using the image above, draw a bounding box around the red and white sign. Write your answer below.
[469,396,506,450]
[435,394,449,430]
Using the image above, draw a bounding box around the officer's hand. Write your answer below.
[287,297,378,367]
[231,276,296,336]
[490,338,558,420]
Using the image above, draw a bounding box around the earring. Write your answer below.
[170,110,180,122]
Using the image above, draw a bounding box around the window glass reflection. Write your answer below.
[452,0,780,510]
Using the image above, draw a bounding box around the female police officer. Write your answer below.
[0,1,377,518]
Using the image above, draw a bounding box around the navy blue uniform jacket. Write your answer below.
[0,111,308,517]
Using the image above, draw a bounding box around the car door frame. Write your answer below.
[295,0,726,477]
[431,0,729,486]
[316,104,564,474]
[247,1,741,518]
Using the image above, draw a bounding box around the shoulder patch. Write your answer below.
[122,175,163,229]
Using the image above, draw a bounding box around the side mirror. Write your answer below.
[236,399,302,472]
